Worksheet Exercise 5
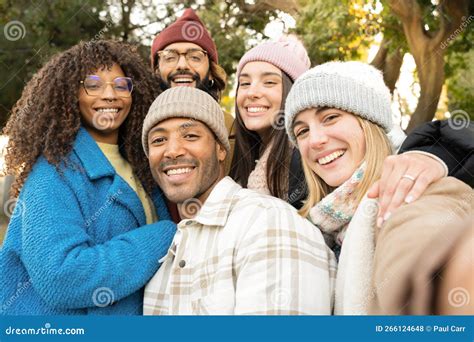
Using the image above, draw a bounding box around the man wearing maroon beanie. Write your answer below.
[150,8,227,103]
[150,8,235,222]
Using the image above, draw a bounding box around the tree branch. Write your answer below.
[433,0,469,47]
[389,0,427,59]
[370,37,403,93]
[370,37,389,70]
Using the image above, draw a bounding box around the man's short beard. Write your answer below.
[158,71,215,99]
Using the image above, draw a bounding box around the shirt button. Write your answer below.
[185,221,193,226]
[178,260,186,268]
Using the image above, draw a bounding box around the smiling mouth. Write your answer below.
[246,106,269,114]
[94,108,121,114]
[318,150,346,165]
[164,167,196,176]
[172,77,195,85]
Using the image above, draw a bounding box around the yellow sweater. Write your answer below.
[97,143,157,224]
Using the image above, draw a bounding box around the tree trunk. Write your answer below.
[370,38,404,94]
[389,0,469,133]
[407,45,445,132]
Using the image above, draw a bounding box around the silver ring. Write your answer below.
[402,174,416,182]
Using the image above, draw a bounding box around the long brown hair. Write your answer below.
[230,72,294,200]
[3,40,161,197]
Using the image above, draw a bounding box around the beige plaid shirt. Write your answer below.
[143,177,336,315]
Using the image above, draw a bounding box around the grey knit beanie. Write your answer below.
[142,87,230,156]
[285,61,405,150]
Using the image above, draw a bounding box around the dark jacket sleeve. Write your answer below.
[288,148,308,210]
[399,120,474,187]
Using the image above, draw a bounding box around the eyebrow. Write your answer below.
[239,72,282,78]
[292,107,336,128]
[292,120,305,128]
[148,121,200,135]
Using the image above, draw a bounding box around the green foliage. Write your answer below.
[0,0,109,126]
[378,1,408,54]
[447,50,474,119]
[293,0,383,65]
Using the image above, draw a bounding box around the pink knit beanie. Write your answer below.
[236,35,311,81]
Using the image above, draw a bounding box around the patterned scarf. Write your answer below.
[309,162,366,248]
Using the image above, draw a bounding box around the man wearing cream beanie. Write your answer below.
[142,86,336,315]
[142,86,230,158]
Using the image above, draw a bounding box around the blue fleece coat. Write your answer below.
[0,127,176,315]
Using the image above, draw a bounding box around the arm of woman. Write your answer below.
[368,120,473,227]
[21,166,176,310]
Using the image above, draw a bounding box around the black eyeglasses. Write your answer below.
[157,49,208,68]
[80,75,133,97]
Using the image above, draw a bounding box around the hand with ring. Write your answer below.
[367,152,447,227]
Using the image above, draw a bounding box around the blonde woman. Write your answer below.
[284,61,472,314]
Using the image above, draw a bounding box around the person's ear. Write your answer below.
[216,142,227,162]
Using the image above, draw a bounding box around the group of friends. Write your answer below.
[1,9,472,316]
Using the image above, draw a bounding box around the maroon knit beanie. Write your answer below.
[150,8,218,68]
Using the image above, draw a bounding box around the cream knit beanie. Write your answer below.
[142,87,230,156]
[285,61,406,151]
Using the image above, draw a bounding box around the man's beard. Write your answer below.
[158,70,214,96]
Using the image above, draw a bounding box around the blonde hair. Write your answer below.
[299,116,392,217]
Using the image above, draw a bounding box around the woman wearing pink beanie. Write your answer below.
[230,35,312,207]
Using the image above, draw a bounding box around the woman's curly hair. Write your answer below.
[3,40,161,197]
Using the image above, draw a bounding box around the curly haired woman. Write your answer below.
[0,40,176,315]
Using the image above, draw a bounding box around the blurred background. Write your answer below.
[0,0,473,241]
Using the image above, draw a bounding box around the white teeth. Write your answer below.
[174,78,192,83]
[166,168,193,176]
[318,150,345,165]
[96,108,119,113]
[247,107,268,113]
